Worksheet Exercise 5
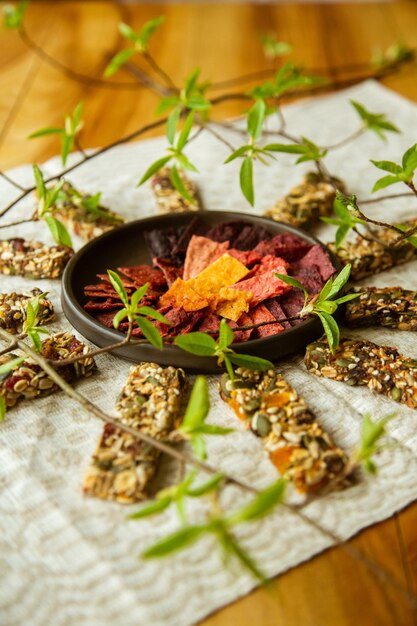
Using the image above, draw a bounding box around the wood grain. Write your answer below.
[0,2,416,625]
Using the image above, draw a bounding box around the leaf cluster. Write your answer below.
[23,293,50,352]
[350,100,399,141]
[372,41,414,69]
[259,34,292,60]
[107,270,169,349]
[174,319,274,380]
[104,17,165,77]
[33,165,73,248]
[157,67,211,116]
[249,63,326,100]
[371,143,417,192]
[3,0,28,29]
[322,192,366,247]
[276,264,360,352]
[29,102,84,166]
[355,412,396,474]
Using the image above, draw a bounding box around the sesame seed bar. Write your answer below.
[0,289,54,334]
[0,238,73,279]
[305,336,417,408]
[265,172,345,228]
[219,368,349,493]
[328,217,417,280]
[150,167,201,213]
[83,363,188,504]
[0,332,96,410]
[54,182,124,241]
[344,286,417,331]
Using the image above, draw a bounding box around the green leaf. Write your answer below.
[138,15,165,51]
[136,317,163,350]
[104,48,136,78]
[107,270,129,306]
[351,100,399,140]
[3,0,28,29]
[60,133,73,167]
[33,164,46,200]
[402,143,417,178]
[227,353,274,371]
[193,424,234,435]
[176,153,199,173]
[170,166,193,203]
[224,145,251,164]
[138,156,172,186]
[260,34,292,60]
[335,223,352,248]
[156,95,180,115]
[0,396,6,422]
[29,127,63,139]
[27,329,42,352]
[180,376,210,434]
[240,156,254,206]
[129,497,172,519]
[228,478,287,525]
[142,525,207,558]
[113,308,129,330]
[219,529,267,583]
[190,433,207,460]
[262,143,304,154]
[370,159,402,175]
[118,22,138,42]
[394,223,417,248]
[44,215,73,247]
[136,306,169,324]
[356,412,396,472]
[334,292,362,305]
[372,175,400,192]
[0,357,25,378]
[174,332,217,357]
[183,67,201,97]
[274,273,308,301]
[325,264,351,300]
[314,301,337,314]
[130,284,149,310]
[247,99,266,141]
[187,473,224,497]
[218,319,234,351]
[317,311,340,353]
[176,111,194,152]
[25,300,37,330]
[166,106,181,145]
[72,101,84,131]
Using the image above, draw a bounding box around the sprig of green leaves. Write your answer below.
[249,63,326,100]
[354,413,396,474]
[276,264,360,352]
[174,319,274,380]
[3,0,28,29]
[23,294,50,352]
[104,17,165,77]
[32,165,72,247]
[371,143,417,192]
[29,102,84,166]
[107,270,168,349]
[259,34,292,60]
[322,192,366,247]
[372,41,414,69]
[350,100,399,141]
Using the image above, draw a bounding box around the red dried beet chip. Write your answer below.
[183,236,229,280]
[264,298,292,329]
[232,224,272,250]
[234,259,290,306]
[295,245,335,281]
[230,312,253,342]
[291,265,324,294]
[228,249,262,267]
[117,265,167,289]
[84,299,123,312]
[96,274,135,288]
[279,291,306,325]
[95,311,118,328]
[153,257,184,286]
[254,233,311,261]
[250,303,284,337]
[196,313,221,335]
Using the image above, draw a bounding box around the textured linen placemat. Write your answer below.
[1,80,417,626]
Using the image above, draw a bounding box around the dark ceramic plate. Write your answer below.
[61,210,337,373]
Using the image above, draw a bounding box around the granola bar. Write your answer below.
[150,167,201,213]
[305,336,417,408]
[0,238,73,279]
[53,181,124,241]
[0,289,54,334]
[344,286,417,331]
[265,172,345,228]
[0,332,96,410]
[83,362,188,503]
[329,217,417,280]
[219,368,348,493]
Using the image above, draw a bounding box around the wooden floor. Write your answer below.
[0,2,416,625]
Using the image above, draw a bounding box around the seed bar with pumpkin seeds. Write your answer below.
[264,172,345,228]
[219,368,349,493]
[53,181,124,242]
[150,166,201,213]
[0,289,54,334]
[83,362,188,504]
[0,238,73,279]
[305,336,417,408]
[328,217,417,281]
[344,286,417,331]
[0,332,96,411]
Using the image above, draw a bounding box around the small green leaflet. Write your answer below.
[142,525,207,558]
[136,317,163,350]
[187,473,224,497]
[174,332,216,357]
[317,311,339,353]
[44,215,73,248]
[170,166,193,203]
[394,223,417,248]
[247,99,266,141]
[0,357,25,378]
[180,376,210,434]
[274,273,308,303]
[3,0,28,29]
[350,100,399,141]
[138,156,171,186]
[0,396,6,422]
[356,412,396,474]
[218,319,234,351]
[107,270,129,306]
[240,156,254,205]
[104,48,136,78]
[227,353,273,371]
[129,497,172,519]
[227,479,287,525]
[259,34,292,60]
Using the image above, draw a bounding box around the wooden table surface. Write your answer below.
[0,2,416,625]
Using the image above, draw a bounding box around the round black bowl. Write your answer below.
[61,210,337,373]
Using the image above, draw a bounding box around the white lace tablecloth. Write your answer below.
[1,80,417,626]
